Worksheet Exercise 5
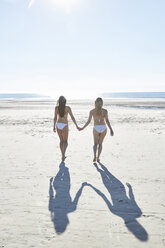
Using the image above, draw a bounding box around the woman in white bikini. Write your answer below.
[53,96,79,161]
[80,97,114,162]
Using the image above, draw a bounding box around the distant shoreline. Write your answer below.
[0,92,165,100]
[0,93,50,100]
[102,92,165,99]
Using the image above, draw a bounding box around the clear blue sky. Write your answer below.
[0,0,165,98]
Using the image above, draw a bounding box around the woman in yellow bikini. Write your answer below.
[53,96,79,161]
[81,97,114,162]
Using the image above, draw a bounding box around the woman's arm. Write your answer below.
[68,107,79,129]
[69,183,86,212]
[81,110,92,130]
[126,183,142,216]
[105,110,114,136]
[53,107,57,132]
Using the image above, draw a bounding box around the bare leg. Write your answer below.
[97,144,102,161]
[57,129,64,159]
[97,129,107,161]
[57,126,68,161]
[93,129,100,162]
[61,126,68,161]
[93,144,97,162]
[63,141,68,161]
[60,141,63,155]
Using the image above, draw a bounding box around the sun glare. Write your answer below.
[47,89,97,100]
[28,0,84,13]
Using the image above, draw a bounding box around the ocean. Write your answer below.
[0,93,44,99]
[102,92,165,99]
[0,92,165,99]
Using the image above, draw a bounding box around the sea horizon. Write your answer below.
[0,92,165,100]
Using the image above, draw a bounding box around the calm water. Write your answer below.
[0,94,48,99]
[102,92,165,99]
[0,92,165,99]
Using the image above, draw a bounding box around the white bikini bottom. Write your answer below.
[94,125,107,133]
[56,122,67,130]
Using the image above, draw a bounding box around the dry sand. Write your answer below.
[0,99,165,248]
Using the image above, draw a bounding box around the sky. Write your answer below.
[0,0,165,99]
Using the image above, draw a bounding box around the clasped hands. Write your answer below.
[76,126,84,131]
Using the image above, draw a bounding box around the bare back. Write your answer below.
[56,106,70,124]
[91,108,107,125]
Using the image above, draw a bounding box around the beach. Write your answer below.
[0,98,165,248]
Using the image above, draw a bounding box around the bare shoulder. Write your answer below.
[90,109,95,115]
[102,108,108,115]
[66,106,71,112]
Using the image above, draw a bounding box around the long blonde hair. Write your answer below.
[95,97,103,115]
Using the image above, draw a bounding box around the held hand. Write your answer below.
[110,129,114,136]
[77,126,84,131]
[82,182,88,186]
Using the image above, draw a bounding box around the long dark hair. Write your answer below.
[57,96,66,117]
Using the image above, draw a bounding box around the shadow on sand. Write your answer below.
[87,162,148,242]
[48,162,85,234]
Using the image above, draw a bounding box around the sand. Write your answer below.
[0,99,165,248]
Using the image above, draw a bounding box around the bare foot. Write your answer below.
[62,155,66,162]
[97,157,100,162]
[93,157,96,162]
